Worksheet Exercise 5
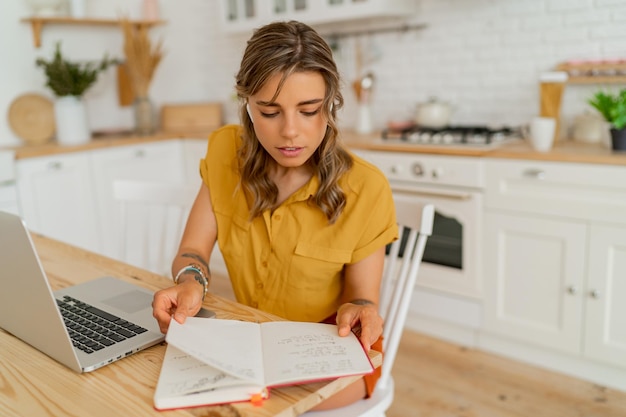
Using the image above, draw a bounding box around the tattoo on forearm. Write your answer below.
[181,253,211,276]
[180,270,206,289]
[349,299,375,306]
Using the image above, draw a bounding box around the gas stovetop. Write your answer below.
[381,125,521,146]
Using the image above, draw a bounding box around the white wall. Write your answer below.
[0,0,245,147]
[333,0,626,134]
[2,0,626,147]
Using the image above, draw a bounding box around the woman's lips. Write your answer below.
[278,147,303,157]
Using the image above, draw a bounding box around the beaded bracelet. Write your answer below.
[174,264,209,300]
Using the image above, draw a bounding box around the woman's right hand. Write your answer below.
[152,280,204,333]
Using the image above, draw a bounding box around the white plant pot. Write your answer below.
[54,96,91,146]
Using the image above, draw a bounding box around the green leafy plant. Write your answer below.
[588,89,626,130]
[36,42,118,97]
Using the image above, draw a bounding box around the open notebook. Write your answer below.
[154,317,374,410]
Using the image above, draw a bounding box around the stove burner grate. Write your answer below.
[382,125,519,145]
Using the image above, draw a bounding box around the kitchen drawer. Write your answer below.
[485,159,626,223]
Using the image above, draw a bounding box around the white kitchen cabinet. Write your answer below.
[584,223,626,368]
[16,152,100,253]
[482,158,626,373]
[483,159,626,224]
[90,141,186,261]
[483,211,587,354]
[0,150,19,215]
[182,138,207,188]
[218,0,418,34]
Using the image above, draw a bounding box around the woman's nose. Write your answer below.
[280,113,298,138]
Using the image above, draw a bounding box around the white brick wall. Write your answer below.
[2,0,625,146]
[325,0,626,135]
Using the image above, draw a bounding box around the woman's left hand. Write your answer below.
[336,301,383,352]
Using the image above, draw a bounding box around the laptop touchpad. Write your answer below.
[103,290,153,314]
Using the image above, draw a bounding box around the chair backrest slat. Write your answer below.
[377,196,434,389]
[112,180,197,275]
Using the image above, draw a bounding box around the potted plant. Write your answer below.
[36,42,117,145]
[588,89,626,151]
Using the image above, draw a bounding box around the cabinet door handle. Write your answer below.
[391,184,473,200]
[134,149,146,158]
[48,161,63,170]
[522,168,546,180]
[566,285,577,295]
[589,289,601,299]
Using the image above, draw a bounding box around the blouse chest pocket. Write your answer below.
[290,242,352,290]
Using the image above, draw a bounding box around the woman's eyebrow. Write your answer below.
[298,98,324,106]
[255,98,324,107]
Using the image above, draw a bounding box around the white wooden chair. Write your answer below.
[304,196,434,417]
[112,180,198,276]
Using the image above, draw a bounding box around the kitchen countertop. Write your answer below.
[341,131,626,166]
[6,131,212,160]
[4,129,626,166]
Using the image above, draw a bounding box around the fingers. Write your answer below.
[152,281,203,333]
[336,303,383,352]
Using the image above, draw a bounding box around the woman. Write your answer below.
[152,20,398,409]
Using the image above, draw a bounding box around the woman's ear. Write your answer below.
[246,103,253,123]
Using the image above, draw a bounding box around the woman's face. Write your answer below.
[248,71,328,170]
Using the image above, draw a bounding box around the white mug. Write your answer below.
[524,117,556,152]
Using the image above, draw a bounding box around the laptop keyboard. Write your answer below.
[57,296,148,354]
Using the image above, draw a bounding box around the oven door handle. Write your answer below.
[391,184,474,200]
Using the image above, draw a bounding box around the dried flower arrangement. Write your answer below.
[120,19,164,98]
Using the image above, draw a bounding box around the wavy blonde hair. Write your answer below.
[234,20,352,224]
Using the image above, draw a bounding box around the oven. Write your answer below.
[353,149,485,331]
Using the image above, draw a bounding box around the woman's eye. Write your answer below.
[302,109,320,117]
[260,112,279,118]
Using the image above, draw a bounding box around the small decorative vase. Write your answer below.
[134,96,156,135]
[142,0,160,20]
[69,0,86,17]
[54,95,90,145]
[610,128,626,152]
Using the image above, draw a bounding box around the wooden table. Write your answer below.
[0,234,381,417]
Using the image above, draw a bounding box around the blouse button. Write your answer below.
[274,214,281,220]
[261,261,268,267]
[251,301,258,308]
[256,282,264,289]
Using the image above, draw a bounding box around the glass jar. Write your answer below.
[134,96,156,135]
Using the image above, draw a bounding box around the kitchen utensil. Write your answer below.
[415,97,452,128]
[8,93,55,145]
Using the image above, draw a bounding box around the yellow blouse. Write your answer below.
[200,125,398,322]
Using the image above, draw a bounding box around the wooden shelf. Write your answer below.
[21,17,165,47]
[566,76,626,85]
[555,61,626,85]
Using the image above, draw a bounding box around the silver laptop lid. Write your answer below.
[0,211,83,372]
[0,211,165,372]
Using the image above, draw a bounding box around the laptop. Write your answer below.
[0,210,166,373]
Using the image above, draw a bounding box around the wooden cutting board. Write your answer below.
[8,93,55,145]
[160,103,223,133]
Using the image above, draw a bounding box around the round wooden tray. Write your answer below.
[8,93,55,145]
